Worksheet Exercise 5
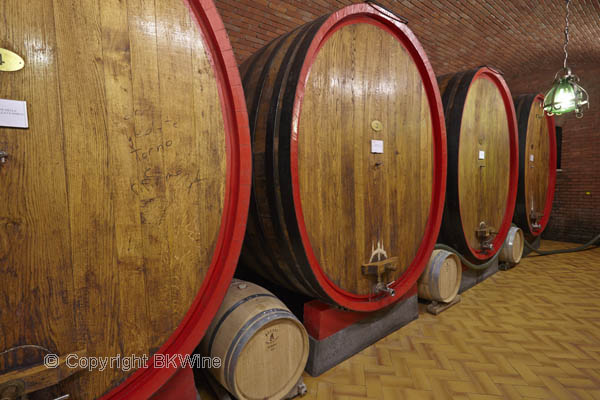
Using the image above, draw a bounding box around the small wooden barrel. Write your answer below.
[513,94,557,240]
[0,0,251,398]
[200,280,309,400]
[418,250,461,303]
[437,67,519,265]
[499,226,525,265]
[240,3,447,311]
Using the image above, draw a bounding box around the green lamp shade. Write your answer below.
[544,78,577,114]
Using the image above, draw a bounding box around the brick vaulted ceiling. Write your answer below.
[214,0,600,80]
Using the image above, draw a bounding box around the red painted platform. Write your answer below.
[303,284,418,341]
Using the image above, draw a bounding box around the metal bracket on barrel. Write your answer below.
[0,151,8,168]
[0,349,86,400]
[365,1,408,25]
[530,211,544,231]
[361,257,398,297]
[476,221,497,252]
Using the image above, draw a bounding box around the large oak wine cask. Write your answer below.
[513,94,557,240]
[417,250,461,303]
[239,4,447,312]
[0,0,251,398]
[437,67,519,265]
[200,280,309,400]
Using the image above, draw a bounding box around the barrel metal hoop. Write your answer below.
[273,15,331,299]
[507,228,516,248]
[224,309,296,391]
[477,65,504,75]
[428,252,444,300]
[243,26,310,291]
[206,293,277,355]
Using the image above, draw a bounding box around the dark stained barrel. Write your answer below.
[513,94,557,240]
[0,0,251,398]
[437,67,519,265]
[240,4,447,312]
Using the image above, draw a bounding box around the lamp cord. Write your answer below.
[563,0,570,69]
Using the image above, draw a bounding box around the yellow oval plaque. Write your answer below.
[0,48,25,72]
[371,120,383,132]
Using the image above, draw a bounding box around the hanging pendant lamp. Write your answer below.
[543,0,589,118]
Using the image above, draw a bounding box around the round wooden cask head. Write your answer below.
[436,251,461,302]
[0,0,250,398]
[513,94,557,238]
[234,318,308,400]
[499,226,524,265]
[418,250,461,302]
[437,67,519,264]
[289,4,447,310]
[200,280,309,400]
[511,227,524,264]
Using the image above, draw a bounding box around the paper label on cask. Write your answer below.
[371,140,384,154]
[530,154,534,162]
[0,99,28,128]
[478,150,485,160]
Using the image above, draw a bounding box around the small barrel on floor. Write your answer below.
[418,250,462,303]
[199,280,309,400]
[499,226,525,266]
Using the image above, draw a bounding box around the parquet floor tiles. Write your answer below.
[302,241,600,399]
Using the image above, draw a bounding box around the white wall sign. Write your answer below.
[371,140,384,154]
[0,99,28,128]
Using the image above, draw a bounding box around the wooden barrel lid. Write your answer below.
[418,249,461,303]
[513,94,557,238]
[499,226,524,265]
[0,0,250,398]
[297,11,437,298]
[232,317,307,399]
[201,280,309,400]
[436,252,461,302]
[437,67,519,264]
[240,3,447,311]
[511,227,524,263]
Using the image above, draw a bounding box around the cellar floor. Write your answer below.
[301,241,600,399]
[197,241,600,399]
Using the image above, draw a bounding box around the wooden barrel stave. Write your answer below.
[0,0,251,397]
[240,4,447,311]
[200,280,309,400]
[242,19,328,298]
[437,67,519,265]
[512,94,557,240]
[241,29,307,292]
[242,15,347,299]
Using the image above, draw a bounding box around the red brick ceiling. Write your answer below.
[214,0,600,80]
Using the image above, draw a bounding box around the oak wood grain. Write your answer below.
[200,280,308,400]
[0,0,227,397]
[242,21,433,297]
[523,97,551,231]
[458,76,511,251]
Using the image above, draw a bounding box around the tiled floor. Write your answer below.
[302,241,600,399]
[198,241,600,399]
